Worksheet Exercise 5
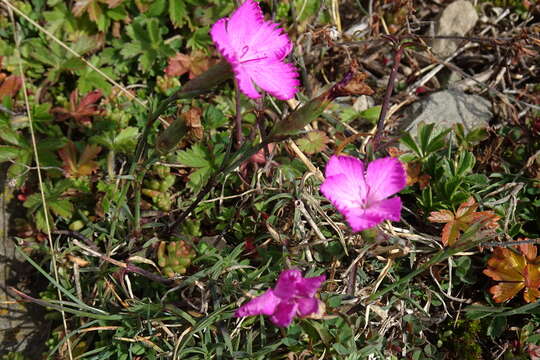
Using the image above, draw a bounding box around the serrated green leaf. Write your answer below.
[147,18,161,46]
[203,106,227,129]
[418,123,435,153]
[0,144,22,162]
[358,105,381,124]
[177,144,210,168]
[169,0,187,28]
[456,151,475,176]
[35,208,50,232]
[49,199,74,219]
[113,127,139,153]
[296,130,329,154]
[400,132,421,157]
[147,0,166,16]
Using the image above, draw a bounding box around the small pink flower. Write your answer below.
[235,269,325,327]
[210,0,299,100]
[320,155,406,232]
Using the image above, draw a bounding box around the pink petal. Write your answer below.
[243,20,292,61]
[296,298,320,317]
[320,175,360,213]
[295,275,326,298]
[344,197,402,232]
[226,0,264,51]
[270,300,297,327]
[233,63,261,99]
[235,289,280,317]
[242,58,299,100]
[344,208,384,232]
[209,18,236,64]
[368,196,402,221]
[273,269,302,300]
[365,157,406,202]
[320,156,368,212]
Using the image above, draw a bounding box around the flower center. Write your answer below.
[238,45,268,64]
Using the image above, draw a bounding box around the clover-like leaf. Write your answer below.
[58,141,102,178]
[296,131,329,155]
[428,196,500,246]
[483,242,540,303]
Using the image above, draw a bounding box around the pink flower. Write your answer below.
[320,155,406,232]
[235,269,325,327]
[210,0,299,100]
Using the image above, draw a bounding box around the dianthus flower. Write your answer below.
[320,155,406,232]
[235,269,325,327]
[210,0,299,100]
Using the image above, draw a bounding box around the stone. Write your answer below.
[400,89,492,139]
[432,0,479,58]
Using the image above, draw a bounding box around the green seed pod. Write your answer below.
[157,196,171,212]
[149,179,161,191]
[69,220,85,232]
[160,174,176,192]
[178,257,191,267]
[167,241,176,254]
[142,188,161,199]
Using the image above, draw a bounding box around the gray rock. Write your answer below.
[400,89,492,138]
[432,0,478,57]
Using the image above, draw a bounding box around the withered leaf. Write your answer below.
[58,141,102,178]
[428,196,500,246]
[165,52,216,80]
[0,75,22,99]
[483,241,540,303]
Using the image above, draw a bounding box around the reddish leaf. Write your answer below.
[427,209,454,223]
[165,52,217,80]
[428,197,500,246]
[0,75,22,99]
[52,89,103,126]
[73,0,103,22]
[484,242,540,303]
[58,141,102,178]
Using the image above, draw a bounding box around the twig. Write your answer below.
[372,38,413,151]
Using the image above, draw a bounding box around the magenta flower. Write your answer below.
[210,0,299,100]
[235,269,325,327]
[320,155,406,232]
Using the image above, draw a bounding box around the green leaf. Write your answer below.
[203,106,227,129]
[400,132,421,157]
[466,127,489,143]
[35,208,50,232]
[296,130,329,154]
[147,18,161,46]
[358,105,381,124]
[0,145,21,162]
[147,0,167,16]
[425,128,451,154]
[169,0,187,28]
[113,127,139,153]
[177,144,210,168]
[456,151,475,176]
[49,199,74,219]
[418,123,435,154]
